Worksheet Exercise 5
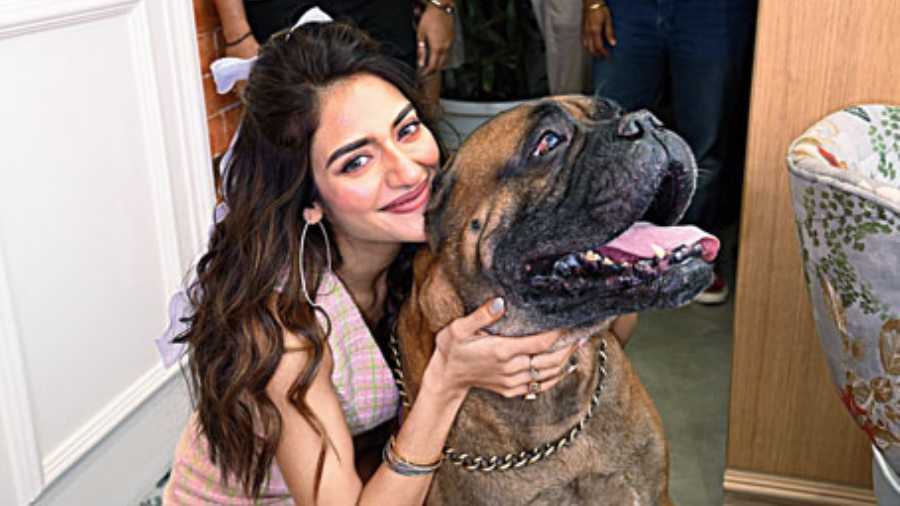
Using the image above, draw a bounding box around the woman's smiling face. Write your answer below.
[310,73,440,246]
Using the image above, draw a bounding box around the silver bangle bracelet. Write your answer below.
[382,435,442,476]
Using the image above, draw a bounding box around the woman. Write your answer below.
[164,20,635,505]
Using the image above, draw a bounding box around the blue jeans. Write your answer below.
[592,0,755,233]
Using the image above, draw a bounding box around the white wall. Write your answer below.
[0,0,214,503]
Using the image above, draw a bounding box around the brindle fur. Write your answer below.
[397,96,706,505]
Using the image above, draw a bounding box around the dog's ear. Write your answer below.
[397,255,464,406]
[425,162,458,252]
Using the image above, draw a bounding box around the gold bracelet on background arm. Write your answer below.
[423,0,456,16]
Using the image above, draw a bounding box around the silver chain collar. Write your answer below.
[387,330,608,473]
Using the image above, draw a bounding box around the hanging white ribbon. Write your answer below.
[210,6,333,95]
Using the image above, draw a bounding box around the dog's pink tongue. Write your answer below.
[600,222,720,262]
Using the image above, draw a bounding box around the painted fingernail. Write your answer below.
[490,297,505,315]
[578,337,589,347]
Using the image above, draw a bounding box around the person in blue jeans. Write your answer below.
[582,0,756,304]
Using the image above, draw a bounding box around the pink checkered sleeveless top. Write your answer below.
[163,273,400,504]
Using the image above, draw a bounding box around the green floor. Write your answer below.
[627,296,734,505]
[626,225,737,506]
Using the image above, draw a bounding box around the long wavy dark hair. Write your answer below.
[176,22,435,499]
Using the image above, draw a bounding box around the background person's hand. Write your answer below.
[416,5,455,76]
[431,298,581,399]
[582,2,617,58]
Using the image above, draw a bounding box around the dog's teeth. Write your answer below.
[636,260,656,276]
[554,255,580,277]
[691,243,705,256]
[672,247,687,263]
[651,243,666,259]
[602,257,614,266]
[553,259,568,276]
[530,275,554,288]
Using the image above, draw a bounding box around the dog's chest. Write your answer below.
[424,342,669,506]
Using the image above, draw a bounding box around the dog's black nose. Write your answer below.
[617,110,663,138]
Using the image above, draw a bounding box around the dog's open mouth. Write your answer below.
[518,151,720,297]
[523,222,720,295]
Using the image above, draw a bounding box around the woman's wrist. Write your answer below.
[379,353,466,474]
[421,351,468,405]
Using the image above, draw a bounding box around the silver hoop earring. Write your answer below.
[299,220,332,309]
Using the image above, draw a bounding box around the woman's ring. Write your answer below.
[524,380,541,401]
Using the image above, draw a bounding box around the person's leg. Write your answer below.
[530,0,547,33]
[668,0,755,233]
[591,0,666,111]
[668,66,726,234]
[542,0,590,94]
[346,0,417,72]
[668,0,756,303]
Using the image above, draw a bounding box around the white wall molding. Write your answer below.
[128,1,185,294]
[41,363,184,488]
[0,0,139,40]
[0,0,214,501]
[32,0,212,489]
[0,243,44,504]
[146,0,216,264]
[33,368,192,505]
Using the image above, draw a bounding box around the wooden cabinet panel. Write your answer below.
[727,0,900,497]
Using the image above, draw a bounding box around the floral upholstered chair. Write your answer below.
[788,104,900,497]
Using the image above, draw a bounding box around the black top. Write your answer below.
[243,0,417,71]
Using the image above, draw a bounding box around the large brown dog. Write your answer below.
[395,96,719,505]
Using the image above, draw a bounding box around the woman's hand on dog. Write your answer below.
[428,297,580,399]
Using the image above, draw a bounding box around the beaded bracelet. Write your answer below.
[382,435,443,476]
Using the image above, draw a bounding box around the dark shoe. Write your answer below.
[694,272,729,305]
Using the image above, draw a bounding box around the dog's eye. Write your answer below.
[532,131,564,158]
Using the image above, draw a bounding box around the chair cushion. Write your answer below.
[789,105,900,212]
